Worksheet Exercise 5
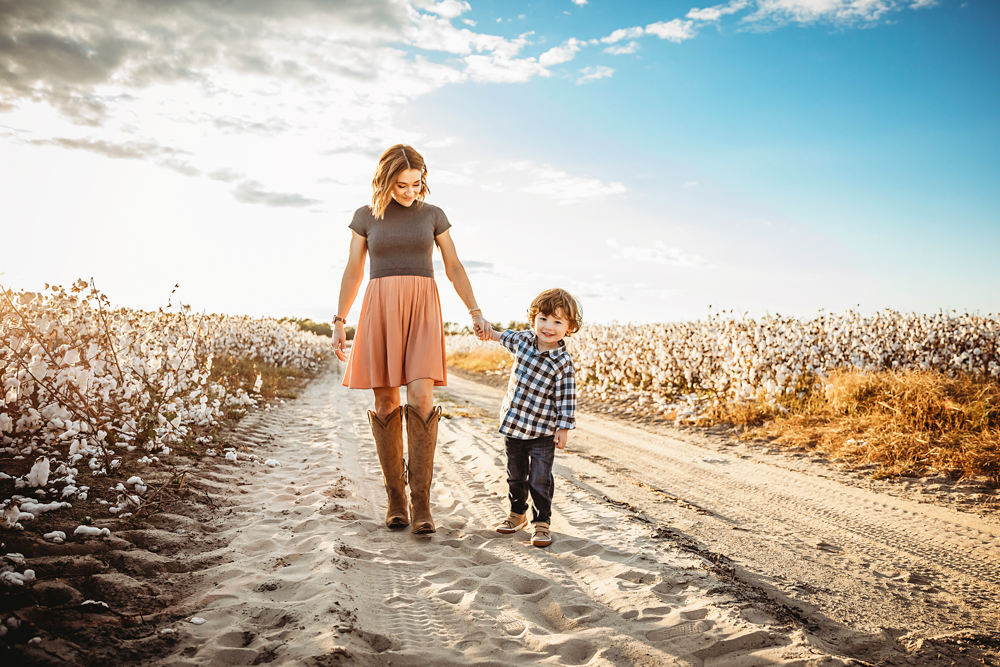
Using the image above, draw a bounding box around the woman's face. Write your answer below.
[391,168,423,207]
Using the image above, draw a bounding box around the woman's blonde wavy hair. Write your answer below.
[371,144,429,219]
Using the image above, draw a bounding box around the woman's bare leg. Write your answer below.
[405,378,434,421]
[372,387,401,419]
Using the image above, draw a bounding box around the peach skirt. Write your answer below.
[342,275,448,389]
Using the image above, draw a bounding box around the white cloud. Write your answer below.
[463,19,477,26]
[576,66,615,84]
[539,38,585,67]
[910,0,937,7]
[606,237,619,248]
[686,0,750,21]
[683,181,699,188]
[601,26,646,44]
[645,19,697,42]
[413,0,472,19]
[407,13,516,55]
[621,241,708,267]
[493,160,628,204]
[744,0,897,25]
[572,0,589,5]
[464,53,550,83]
[604,41,640,55]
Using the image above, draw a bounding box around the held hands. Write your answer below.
[332,323,347,362]
[472,313,492,341]
[554,428,568,450]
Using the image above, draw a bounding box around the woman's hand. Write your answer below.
[472,314,491,341]
[332,323,348,362]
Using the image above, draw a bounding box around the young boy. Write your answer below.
[489,288,581,547]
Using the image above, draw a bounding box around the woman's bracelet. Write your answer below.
[333,315,346,325]
[468,308,481,317]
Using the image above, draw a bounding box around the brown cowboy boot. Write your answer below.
[405,405,441,534]
[368,407,408,528]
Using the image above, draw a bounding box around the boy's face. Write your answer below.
[533,309,570,351]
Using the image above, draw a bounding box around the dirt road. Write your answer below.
[132,365,998,666]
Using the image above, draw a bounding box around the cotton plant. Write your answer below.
[0,280,328,534]
[447,309,998,419]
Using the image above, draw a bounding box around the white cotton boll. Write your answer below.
[77,491,88,500]
[225,451,238,462]
[62,485,78,498]
[73,525,111,537]
[135,484,147,493]
[265,459,280,467]
[26,457,50,487]
[6,616,21,628]
[126,476,143,486]
[206,449,217,456]
[44,531,66,543]
[189,617,206,625]
[110,459,121,469]
[0,625,6,637]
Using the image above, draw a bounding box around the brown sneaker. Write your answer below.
[530,522,551,548]
[495,512,528,534]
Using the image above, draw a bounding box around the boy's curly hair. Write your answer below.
[527,288,583,336]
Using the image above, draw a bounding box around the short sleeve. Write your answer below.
[349,206,371,237]
[433,207,452,237]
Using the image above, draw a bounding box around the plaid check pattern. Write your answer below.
[498,329,576,439]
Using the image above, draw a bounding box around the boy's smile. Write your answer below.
[533,310,569,352]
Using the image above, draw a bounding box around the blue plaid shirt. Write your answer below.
[498,329,576,439]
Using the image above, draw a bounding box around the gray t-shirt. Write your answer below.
[349,200,452,279]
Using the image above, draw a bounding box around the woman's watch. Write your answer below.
[333,315,347,325]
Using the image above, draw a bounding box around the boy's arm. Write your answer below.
[552,364,576,444]
[490,328,502,343]
[497,328,522,353]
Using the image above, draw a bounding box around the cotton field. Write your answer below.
[0,281,328,541]
[449,310,999,416]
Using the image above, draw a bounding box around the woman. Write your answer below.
[332,144,490,534]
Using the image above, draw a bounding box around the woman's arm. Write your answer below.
[333,230,368,362]
[435,229,491,339]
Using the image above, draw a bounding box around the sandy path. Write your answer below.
[446,376,1000,665]
[150,367,999,666]
[152,367,856,667]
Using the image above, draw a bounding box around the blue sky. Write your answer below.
[1,0,997,325]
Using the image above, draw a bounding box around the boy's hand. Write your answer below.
[554,428,568,450]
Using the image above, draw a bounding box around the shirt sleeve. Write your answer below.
[433,206,452,237]
[348,206,370,237]
[499,329,520,354]
[553,361,576,431]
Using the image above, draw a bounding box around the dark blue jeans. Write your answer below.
[504,435,555,525]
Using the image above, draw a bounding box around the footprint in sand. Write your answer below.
[646,620,712,642]
[495,611,526,636]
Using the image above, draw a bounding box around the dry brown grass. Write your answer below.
[209,354,315,402]
[447,347,512,374]
[709,370,1000,480]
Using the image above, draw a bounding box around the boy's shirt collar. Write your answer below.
[528,331,567,358]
